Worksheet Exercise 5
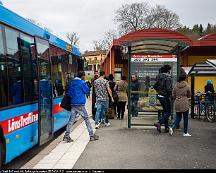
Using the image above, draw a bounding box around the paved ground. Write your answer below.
[73,117,216,169]
[3,97,216,169]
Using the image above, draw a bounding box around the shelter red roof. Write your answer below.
[113,28,194,46]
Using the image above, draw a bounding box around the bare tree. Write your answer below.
[114,3,181,35]
[114,2,150,35]
[93,29,118,51]
[145,5,181,29]
[66,32,79,46]
[93,40,105,51]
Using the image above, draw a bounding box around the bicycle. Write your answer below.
[205,92,216,122]
[194,92,206,120]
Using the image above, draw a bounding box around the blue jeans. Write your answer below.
[65,106,94,137]
[131,99,139,117]
[95,100,109,125]
[158,96,171,128]
[172,111,189,134]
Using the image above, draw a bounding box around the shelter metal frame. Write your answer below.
[121,38,190,128]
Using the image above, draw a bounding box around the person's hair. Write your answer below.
[160,65,172,73]
[94,74,99,78]
[207,80,212,85]
[180,65,184,67]
[104,75,109,80]
[178,74,187,82]
[121,76,126,80]
[108,74,114,81]
[77,71,85,78]
[99,70,105,76]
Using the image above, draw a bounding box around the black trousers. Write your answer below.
[117,102,126,119]
[92,102,96,121]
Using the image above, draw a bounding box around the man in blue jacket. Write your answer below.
[63,71,99,142]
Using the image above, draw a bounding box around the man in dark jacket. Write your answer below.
[131,74,140,117]
[63,71,99,142]
[153,65,172,133]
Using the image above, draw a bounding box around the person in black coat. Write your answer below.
[107,74,117,119]
[91,72,99,120]
[131,74,140,117]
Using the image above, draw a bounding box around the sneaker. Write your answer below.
[101,119,105,124]
[63,136,74,143]
[169,127,173,135]
[90,134,99,141]
[95,124,100,129]
[154,123,161,133]
[105,122,111,127]
[183,133,191,137]
[164,127,169,133]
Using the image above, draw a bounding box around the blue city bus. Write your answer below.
[0,5,83,166]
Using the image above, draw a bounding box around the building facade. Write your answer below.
[82,50,106,79]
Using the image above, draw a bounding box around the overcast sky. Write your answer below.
[2,0,216,53]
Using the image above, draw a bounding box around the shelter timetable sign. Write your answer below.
[131,54,177,62]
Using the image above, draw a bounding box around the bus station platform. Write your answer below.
[14,99,216,169]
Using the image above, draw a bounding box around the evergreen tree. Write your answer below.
[206,23,212,33]
[199,24,203,34]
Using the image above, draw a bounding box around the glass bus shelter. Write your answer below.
[122,39,189,128]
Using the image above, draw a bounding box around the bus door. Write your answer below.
[35,37,53,145]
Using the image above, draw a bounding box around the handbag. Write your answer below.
[112,90,119,102]
[113,84,119,102]
[60,95,71,111]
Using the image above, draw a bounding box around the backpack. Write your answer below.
[153,76,167,96]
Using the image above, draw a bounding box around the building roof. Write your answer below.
[188,60,216,76]
[198,33,216,46]
[103,28,216,63]
[82,50,107,57]
[113,28,194,46]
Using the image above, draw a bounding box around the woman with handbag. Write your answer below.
[115,76,128,120]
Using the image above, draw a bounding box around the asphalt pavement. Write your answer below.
[73,117,216,169]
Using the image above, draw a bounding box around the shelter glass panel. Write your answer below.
[129,54,177,126]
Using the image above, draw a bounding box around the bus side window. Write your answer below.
[0,26,8,108]
[5,28,24,105]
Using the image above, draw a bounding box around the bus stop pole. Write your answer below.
[191,75,195,119]
[177,46,181,80]
[172,45,181,121]
[128,46,131,128]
